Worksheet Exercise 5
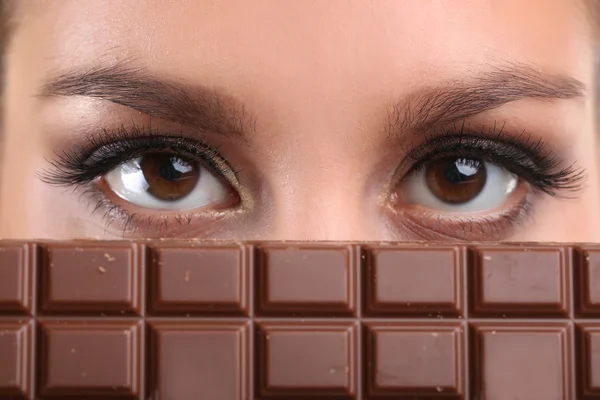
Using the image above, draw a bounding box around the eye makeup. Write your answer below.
[398,123,585,196]
[387,122,585,240]
[39,118,586,240]
[39,124,245,237]
[40,124,241,188]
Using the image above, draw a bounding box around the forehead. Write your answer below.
[12,0,594,99]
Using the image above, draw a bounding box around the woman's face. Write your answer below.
[0,0,598,241]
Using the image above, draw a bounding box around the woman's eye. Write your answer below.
[104,153,229,210]
[400,157,520,212]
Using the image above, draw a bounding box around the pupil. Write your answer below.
[444,159,480,184]
[140,154,200,201]
[444,167,462,184]
[158,157,192,182]
[426,157,487,204]
[159,159,180,182]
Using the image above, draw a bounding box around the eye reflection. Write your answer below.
[104,153,229,210]
[401,157,519,213]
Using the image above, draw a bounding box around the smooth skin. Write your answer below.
[0,0,599,241]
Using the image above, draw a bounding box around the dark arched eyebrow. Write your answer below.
[388,62,585,135]
[39,61,585,140]
[39,64,255,140]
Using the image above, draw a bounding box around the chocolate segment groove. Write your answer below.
[0,241,598,399]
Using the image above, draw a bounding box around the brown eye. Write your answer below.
[400,157,518,213]
[105,154,229,210]
[139,154,200,201]
[425,158,487,204]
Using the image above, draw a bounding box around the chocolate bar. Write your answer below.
[0,242,598,399]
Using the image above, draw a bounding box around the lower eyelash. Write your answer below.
[81,183,201,237]
[395,196,534,241]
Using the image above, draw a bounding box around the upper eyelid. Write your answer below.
[401,139,524,176]
[396,133,585,197]
[98,137,238,180]
[39,129,240,187]
[402,134,552,174]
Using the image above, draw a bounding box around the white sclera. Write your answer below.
[105,158,227,210]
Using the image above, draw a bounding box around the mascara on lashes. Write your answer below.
[39,124,585,202]
[39,126,237,187]
[34,123,587,239]
[400,130,585,197]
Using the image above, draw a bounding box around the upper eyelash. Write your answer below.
[39,124,236,187]
[400,125,586,197]
[40,120,585,201]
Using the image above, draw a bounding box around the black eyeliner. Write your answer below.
[39,124,239,187]
[401,127,586,197]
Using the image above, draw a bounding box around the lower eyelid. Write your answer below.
[75,178,240,237]
[389,198,532,241]
[387,170,534,241]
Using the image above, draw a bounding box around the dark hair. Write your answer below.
[0,0,12,95]
[0,0,8,120]
[0,0,10,53]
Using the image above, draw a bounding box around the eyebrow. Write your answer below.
[387,62,585,135]
[40,64,254,140]
[40,61,585,141]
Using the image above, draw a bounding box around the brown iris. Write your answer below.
[425,158,487,204]
[139,154,200,201]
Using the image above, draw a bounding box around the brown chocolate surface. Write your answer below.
[256,245,357,317]
[0,241,598,399]
[39,320,141,398]
[0,245,32,315]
